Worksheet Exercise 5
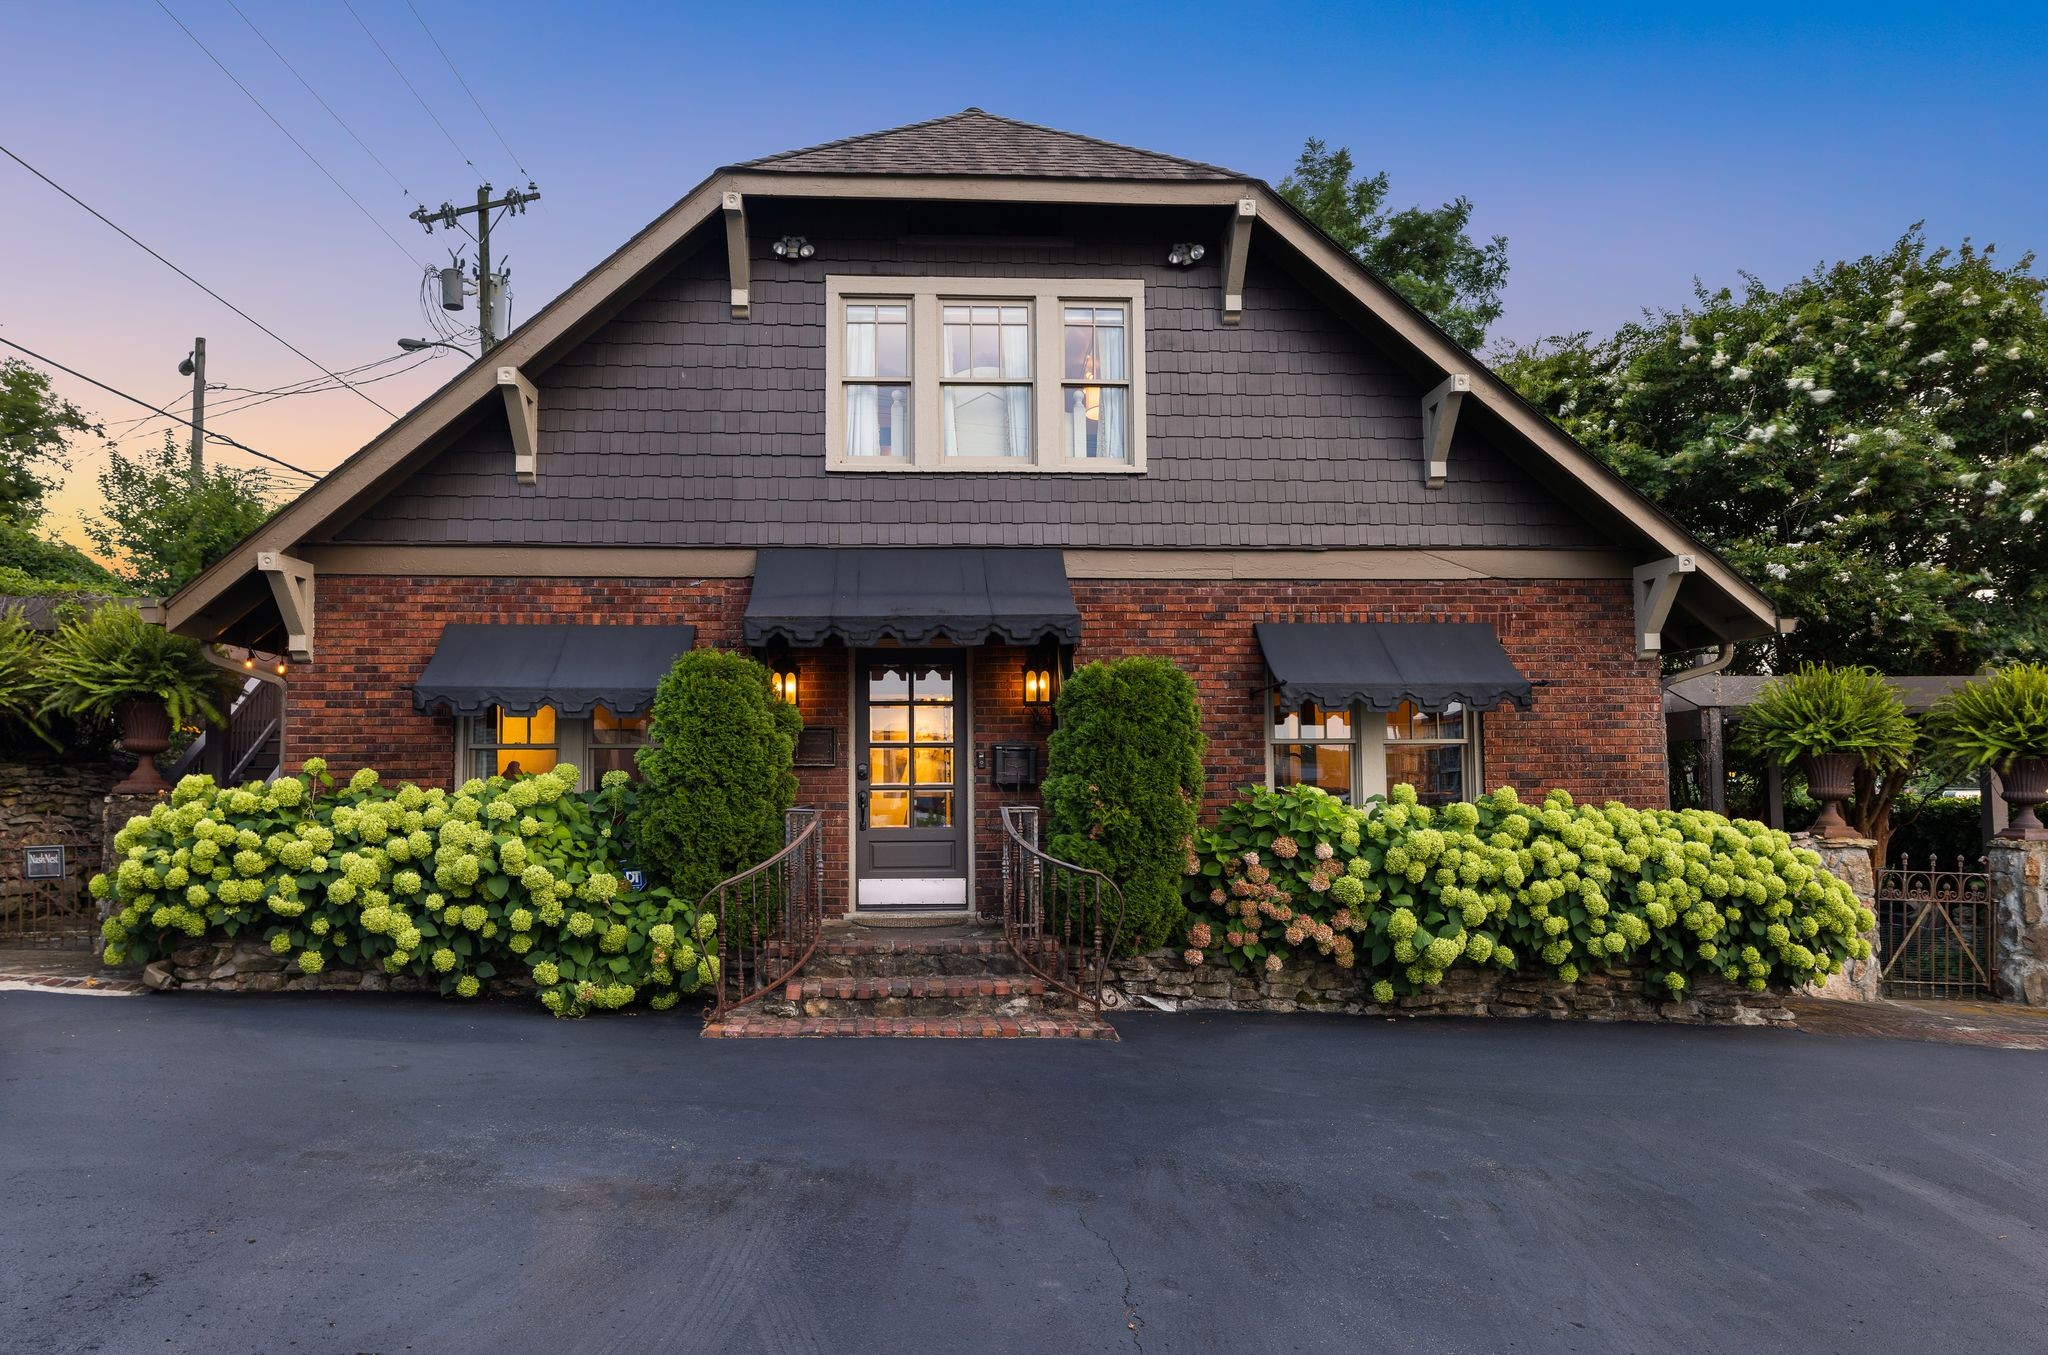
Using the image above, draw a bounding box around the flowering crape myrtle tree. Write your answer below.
[1497,228,2048,672]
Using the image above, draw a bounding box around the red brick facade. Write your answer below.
[287,574,1664,916]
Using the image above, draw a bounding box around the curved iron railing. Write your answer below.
[703,807,824,1021]
[999,804,1123,1013]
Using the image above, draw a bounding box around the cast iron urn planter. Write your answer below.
[1997,756,2048,841]
[111,697,173,796]
[1800,751,1860,840]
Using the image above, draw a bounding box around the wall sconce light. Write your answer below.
[1022,638,1060,725]
[771,235,815,260]
[1166,242,1205,267]
[771,664,799,705]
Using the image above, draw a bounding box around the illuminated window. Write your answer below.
[467,705,558,779]
[590,705,653,782]
[1269,696,1477,806]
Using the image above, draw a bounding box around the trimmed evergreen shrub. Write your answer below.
[630,649,801,905]
[1042,656,1204,954]
[1183,782,1874,999]
[94,763,717,1017]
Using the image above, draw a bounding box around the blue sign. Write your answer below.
[622,868,647,892]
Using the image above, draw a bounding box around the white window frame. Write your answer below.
[455,706,653,792]
[1265,695,1483,805]
[825,275,1146,474]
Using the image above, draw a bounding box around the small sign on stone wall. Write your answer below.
[23,844,66,880]
[622,868,647,892]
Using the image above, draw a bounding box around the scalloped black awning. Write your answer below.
[743,548,1081,648]
[412,624,697,718]
[1256,621,1532,714]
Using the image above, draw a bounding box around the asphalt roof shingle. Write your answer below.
[737,108,1240,182]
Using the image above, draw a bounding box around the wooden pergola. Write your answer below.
[1663,673,2008,836]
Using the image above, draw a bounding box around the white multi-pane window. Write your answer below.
[825,277,1144,472]
[1061,305,1129,462]
[1269,697,1478,806]
[842,303,911,460]
[458,705,653,788]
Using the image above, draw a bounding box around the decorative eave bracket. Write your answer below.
[1220,197,1256,325]
[723,190,750,318]
[1421,373,1471,487]
[496,366,540,483]
[257,551,315,663]
[1633,554,1697,659]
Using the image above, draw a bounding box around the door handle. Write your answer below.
[857,790,868,831]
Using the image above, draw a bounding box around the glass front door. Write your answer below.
[855,651,968,909]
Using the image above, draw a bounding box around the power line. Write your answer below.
[339,0,478,174]
[0,336,321,481]
[402,0,530,179]
[223,0,422,208]
[0,142,398,418]
[152,0,425,268]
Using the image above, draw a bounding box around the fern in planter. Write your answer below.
[1925,663,2048,769]
[0,611,58,750]
[1737,663,1918,769]
[38,602,226,728]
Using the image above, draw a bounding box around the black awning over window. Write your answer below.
[1255,621,1533,714]
[412,623,697,717]
[743,548,1082,648]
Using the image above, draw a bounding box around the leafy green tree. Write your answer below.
[1043,656,1205,954]
[0,358,95,526]
[629,650,801,904]
[1278,139,1510,350]
[1497,228,2048,673]
[84,433,277,595]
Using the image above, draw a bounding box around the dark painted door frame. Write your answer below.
[852,647,970,911]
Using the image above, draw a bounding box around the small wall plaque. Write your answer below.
[24,845,65,880]
[795,727,838,768]
[990,743,1040,790]
[622,868,648,892]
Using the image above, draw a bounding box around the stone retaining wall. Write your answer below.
[1107,950,1797,1026]
[1991,838,2048,1005]
[139,939,529,998]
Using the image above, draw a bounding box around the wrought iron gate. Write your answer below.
[1878,854,1994,999]
[0,814,101,950]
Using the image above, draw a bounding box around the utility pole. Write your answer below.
[180,336,206,481]
[409,182,540,353]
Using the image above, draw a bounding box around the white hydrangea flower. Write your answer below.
[1730,365,1753,380]
[1971,337,1990,353]
[1808,388,1835,404]
[1961,289,1982,306]
[2026,409,2039,421]
[1678,333,1700,350]
[1919,350,1948,364]
[2023,509,2038,525]
[1884,308,1907,328]
[1929,280,1954,297]
[1710,352,1729,369]
[2008,346,2024,359]
[1841,431,1861,446]
[1987,479,2007,496]
[1766,562,1791,581]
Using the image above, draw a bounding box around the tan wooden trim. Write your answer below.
[1219,197,1255,323]
[496,366,539,483]
[723,170,1252,207]
[1062,548,1634,580]
[298,545,759,577]
[722,191,750,318]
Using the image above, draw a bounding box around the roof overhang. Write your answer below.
[166,164,1779,654]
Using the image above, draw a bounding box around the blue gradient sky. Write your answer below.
[4,1,2043,542]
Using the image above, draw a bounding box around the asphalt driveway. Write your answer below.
[4,993,2043,1355]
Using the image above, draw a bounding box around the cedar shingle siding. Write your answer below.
[334,204,1603,551]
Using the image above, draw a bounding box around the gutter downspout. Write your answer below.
[1661,641,1736,689]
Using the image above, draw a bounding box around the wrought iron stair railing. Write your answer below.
[999,804,1122,1014]
[703,808,824,1022]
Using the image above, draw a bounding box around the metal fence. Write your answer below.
[0,814,100,950]
[1878,854,1994,999]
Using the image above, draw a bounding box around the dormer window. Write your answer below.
[825,276,1145,473]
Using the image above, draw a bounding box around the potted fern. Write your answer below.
[1739,663,1917,840]
[39,603,227,794]
[1926,662,2048,841]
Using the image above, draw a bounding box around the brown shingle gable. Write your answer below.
[737,108,1240,181]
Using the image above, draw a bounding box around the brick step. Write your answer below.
[702,1012,1118,1040]
[788,975,1046,1001]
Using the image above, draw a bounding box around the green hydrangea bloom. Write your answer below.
[455,975,480,998]
[297,950,325,974]
[269,931,293,955]
[431,947,457,973]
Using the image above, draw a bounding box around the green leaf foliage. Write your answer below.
[0,610,57,750]
[1043,656,1204,954]
[94,762,719,1017]
[1183,782,1873,1000]
[84,433,278,596]
[1496,228,2048,671]
[1278,138,1510,351]
[1737,663,1919,770]
[629,649,800,906]
[38,601,228,729]
[0,357,97,528]
[1925,661,2048,769]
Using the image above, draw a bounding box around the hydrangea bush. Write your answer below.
[92,760,718,1018]
[1182,783,1873,1001]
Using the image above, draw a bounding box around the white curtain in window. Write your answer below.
[846,318,880,457]
[1003,387,1030,457]
[1097,386,1126,461]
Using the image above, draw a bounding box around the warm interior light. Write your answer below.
[773,668,798,705]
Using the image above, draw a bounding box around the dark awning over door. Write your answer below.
[743,548,1082,647]
[1255,621,1533,713]
[412,623,696,717]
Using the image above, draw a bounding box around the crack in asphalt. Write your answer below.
[1077,1208,1143,1354]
